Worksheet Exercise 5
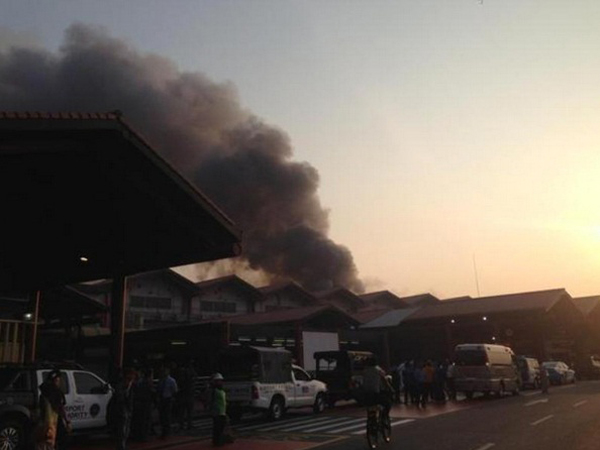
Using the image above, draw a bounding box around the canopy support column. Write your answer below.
[26,290,41,363]
[110,275,127,378]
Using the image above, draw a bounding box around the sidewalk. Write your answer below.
[70,432,340,450]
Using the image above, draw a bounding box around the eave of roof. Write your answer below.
[0,112,242,290]
[195,275,263,300]
[360,308,422,329]
[258,282,318,304]
[314,287,365,307]
[228,304,359,326]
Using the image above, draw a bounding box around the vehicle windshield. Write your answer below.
[316,357,340,372]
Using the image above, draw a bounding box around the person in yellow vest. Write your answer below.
[209,373,233,447]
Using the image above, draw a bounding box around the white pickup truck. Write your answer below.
[219,346,327,421]
[0,363,113,450]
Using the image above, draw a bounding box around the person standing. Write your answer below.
[208,373,232,447]
[540,365,549,394]
[401,361,414,405]
[131,368,156,442]
[112,368,136,450]
[421,361,435,407]
[391,363,403,404]
[157,367,178,439]
[176,361,197,431]
[446,360,457,401]
[39,370,71,450]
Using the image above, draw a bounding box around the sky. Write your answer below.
[2,0,600,299]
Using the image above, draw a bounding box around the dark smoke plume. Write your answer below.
[0,24,364,293]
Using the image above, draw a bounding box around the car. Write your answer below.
[0,362,113,450]
[541,361,575,385]
[515,356,541,389]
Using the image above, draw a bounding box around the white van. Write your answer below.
[454,344,520,398]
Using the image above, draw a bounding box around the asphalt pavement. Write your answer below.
[321,381,600,450]
[71,381,600,450]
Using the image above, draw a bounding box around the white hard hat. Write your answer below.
[212,372,224,381]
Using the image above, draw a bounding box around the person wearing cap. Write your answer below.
[209,373,230,446]
[39,370,70,450]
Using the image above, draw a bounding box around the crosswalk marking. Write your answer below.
[302,417,365,433]
[241,415,340,432]
[281,416,358,432]
[192,415,416,437]
[351,419,415,435]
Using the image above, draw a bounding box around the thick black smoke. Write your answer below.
[0,24,364,293]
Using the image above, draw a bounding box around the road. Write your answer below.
[72,381,600,450]
[321,381,600,450]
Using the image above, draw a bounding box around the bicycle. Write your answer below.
[366,403,391,449]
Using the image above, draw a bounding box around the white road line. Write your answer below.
[473,443,495,450]
[327,421,369,434]
[303,417,365,433]
[525,398,549,407]
[573,400,588,408]
[531,415,554,426]
[237,415,335,431]
[351,419,415,435]
[281,416,355,432]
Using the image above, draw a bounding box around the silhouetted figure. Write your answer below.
[39,370,70,450]
[131,368,155,442]
[111,368,136,450]
[176,361,197,431]
[157,367,178,438]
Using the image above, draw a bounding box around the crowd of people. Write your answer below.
[389,360,458,408]
[35,361,203,450]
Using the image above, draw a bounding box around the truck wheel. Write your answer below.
[0,418,26,450]
[269,396,285,421]
[313,393,326,414]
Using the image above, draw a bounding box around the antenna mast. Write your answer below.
[472,254,481,297]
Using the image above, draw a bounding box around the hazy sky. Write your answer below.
[3,0,600,298]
